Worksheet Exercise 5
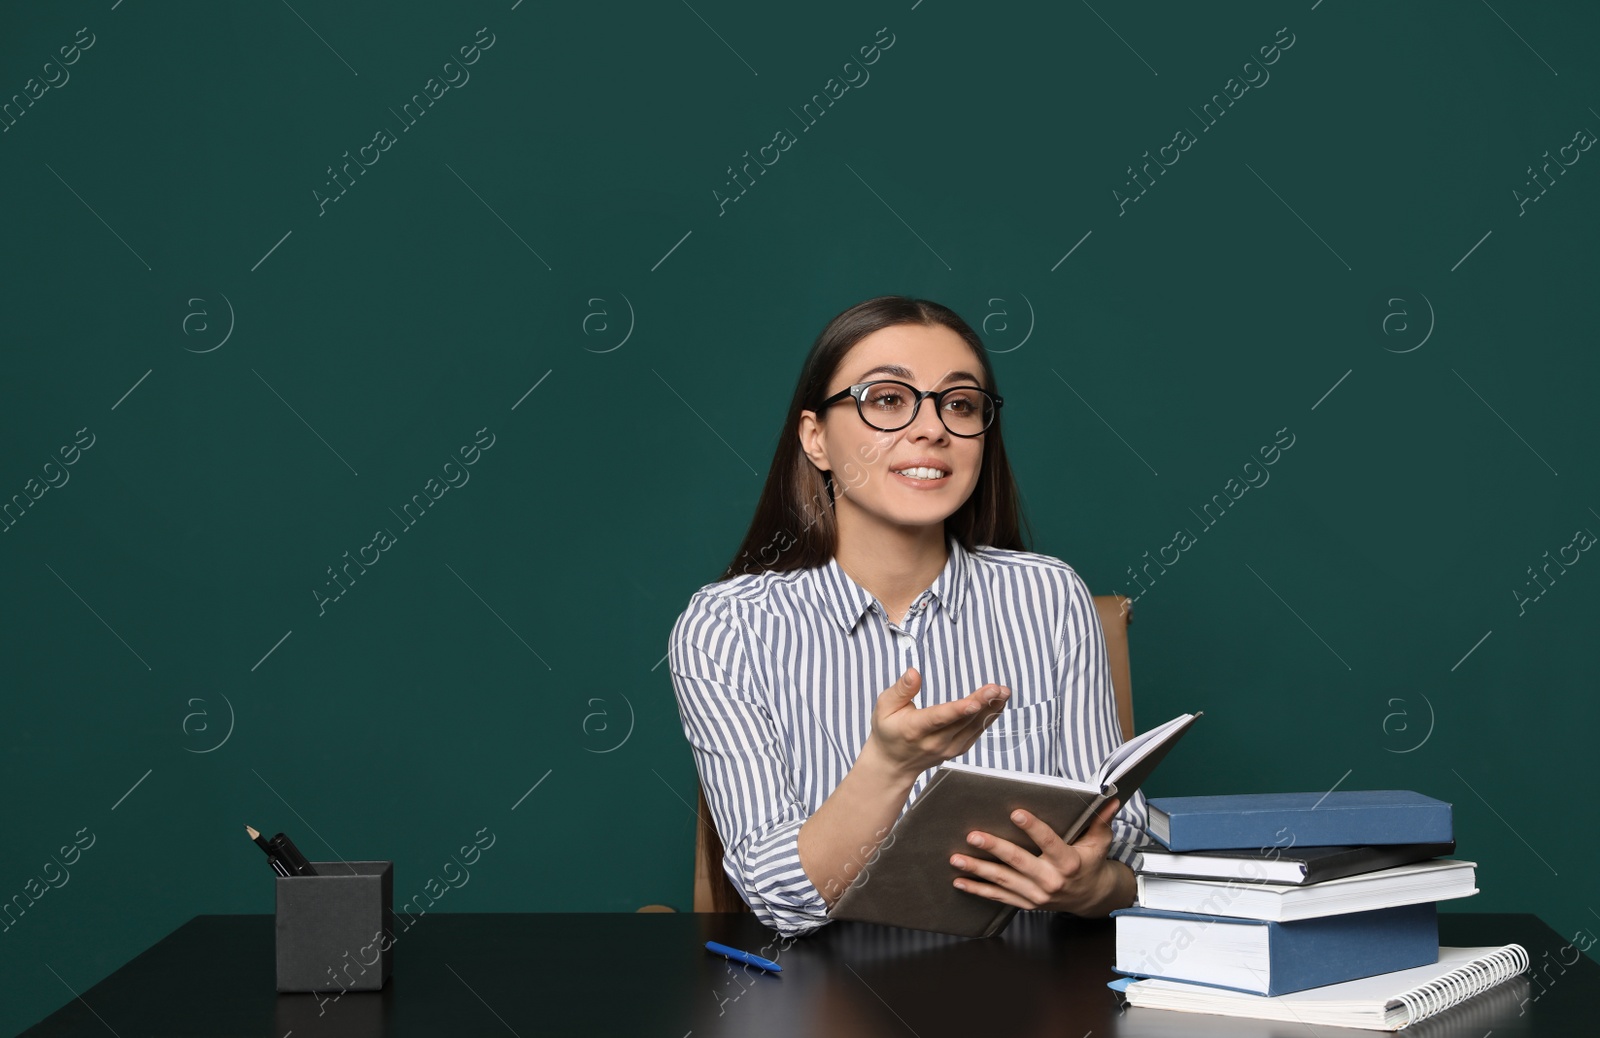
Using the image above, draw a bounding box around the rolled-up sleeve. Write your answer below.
[668,591,831,936]
[1055,568,1150,869]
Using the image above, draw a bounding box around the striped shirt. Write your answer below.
[667,532,1148,935]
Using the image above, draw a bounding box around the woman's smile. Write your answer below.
[889,466,951,487]
[887,456,952,487]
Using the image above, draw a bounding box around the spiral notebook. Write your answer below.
[1110,944,1527,1031]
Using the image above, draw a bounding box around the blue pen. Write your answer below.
[705,941,782,973]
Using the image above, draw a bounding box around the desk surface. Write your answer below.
[21,911,1591,1036]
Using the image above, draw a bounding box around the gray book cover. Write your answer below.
[828,712,1199,938]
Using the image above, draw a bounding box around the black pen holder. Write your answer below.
[275,860,394,993]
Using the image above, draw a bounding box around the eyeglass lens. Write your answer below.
[859,381,993,435]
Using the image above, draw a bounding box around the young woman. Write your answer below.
[668,295,1145,936]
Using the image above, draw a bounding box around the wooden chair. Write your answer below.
[637,594,1136,913]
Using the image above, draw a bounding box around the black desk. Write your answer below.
[21,912,1590,1036]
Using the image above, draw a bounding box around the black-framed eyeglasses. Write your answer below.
[815,380,1003,437]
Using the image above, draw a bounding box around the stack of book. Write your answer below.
[1109,791,1528,1031]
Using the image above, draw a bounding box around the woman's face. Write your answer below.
[799,322,988,532]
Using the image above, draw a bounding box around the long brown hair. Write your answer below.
[720,295,1034,581]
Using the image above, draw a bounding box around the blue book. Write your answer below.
[1144,791,1452,851]
[1112,902,1439,996]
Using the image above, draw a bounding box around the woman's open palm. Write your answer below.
[868,667,1010,776]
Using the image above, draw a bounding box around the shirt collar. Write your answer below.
[811,533,971,634]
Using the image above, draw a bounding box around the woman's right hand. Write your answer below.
[865,667,1010,778]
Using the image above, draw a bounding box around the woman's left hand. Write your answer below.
[949,797,1130,916]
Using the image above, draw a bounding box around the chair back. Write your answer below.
[1093,594,1136,743]
[691,593,1136,912]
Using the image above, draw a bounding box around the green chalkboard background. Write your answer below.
[3,0,1597,1031]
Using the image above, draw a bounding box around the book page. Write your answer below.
[939,759,1098,793]
[1095,712,1196,787]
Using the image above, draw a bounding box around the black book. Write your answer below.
[1134,841,1455,885]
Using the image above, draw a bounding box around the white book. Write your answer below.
[1115,945,1528,1031]
[1135,859,1479,922]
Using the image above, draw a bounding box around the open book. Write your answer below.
[827,711,1200,938]
[1112,945,1529,1031]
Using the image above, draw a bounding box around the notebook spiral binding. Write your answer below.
[1395,945,1528,1024]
